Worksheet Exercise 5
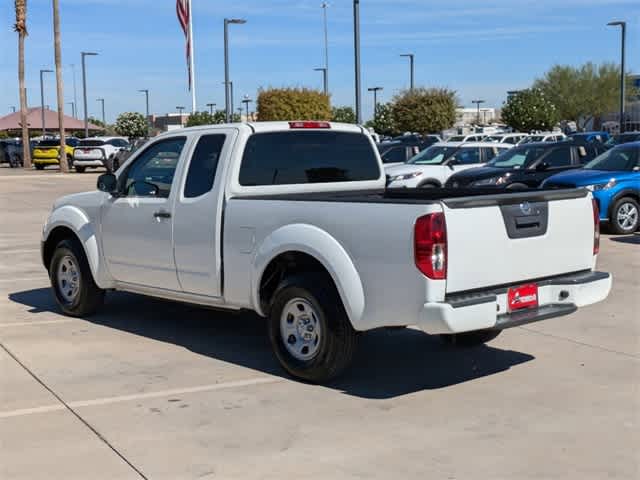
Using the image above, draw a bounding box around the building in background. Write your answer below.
[455,107,496,126]
[150,113,189,132]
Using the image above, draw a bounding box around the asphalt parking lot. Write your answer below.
[0,167,638,480]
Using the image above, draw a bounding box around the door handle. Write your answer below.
[153,210,171,219]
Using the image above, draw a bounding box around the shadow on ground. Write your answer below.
[608,233,640,245]
[9,288,534,399]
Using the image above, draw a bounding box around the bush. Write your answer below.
[331,106,356,124]
[114,112,147,138]
[501,88,559,132]
[186,111,214,127]
[256,88,331,121]
[365,103,397,136]
[391,88,457,135]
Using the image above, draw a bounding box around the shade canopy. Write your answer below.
[0,107,102,132]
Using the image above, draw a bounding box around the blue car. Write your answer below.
[544,142,640,234]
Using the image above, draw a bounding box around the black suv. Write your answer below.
[377,134,441,165]
[445,140,605,189]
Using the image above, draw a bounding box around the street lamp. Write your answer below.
[138,89,150,135]
[97,98,105,125]
[206,103,216,115]
[242,95,252,121]
[471,99,485,125]
[81,52,98,138]
[400,53,415,91]
[314,67,328,96]
[224,18,247,123]
[367,87,383,120]
[39,69,53,137]
[321,2,330,96]
[67,101,75,118]
[353,0,362,124]
[607,20,627,133]
[70,64,78,118]
[176,106,185,115]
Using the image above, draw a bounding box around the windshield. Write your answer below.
[447,135,466,142]
[407,145,457,165]
[78,139,106,147]
[487,145,548,168]
[584,147,638,171]
[37,140,63,147]
[606,133,640,146]
[484,135,503,142]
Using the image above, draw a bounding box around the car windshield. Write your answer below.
[487,145,548,168]
[606,133,640,146]
[78,139,106,147]
[38,140,63,147]
[446,135,467,142]
[584,147,638,171]
[484,136,502,142]
[407,145,457,165]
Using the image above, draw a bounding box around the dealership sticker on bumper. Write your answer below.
[508,283,539,312]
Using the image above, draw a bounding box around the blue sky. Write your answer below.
[1,0,638,123]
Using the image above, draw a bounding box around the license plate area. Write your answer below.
[507,283,539,312]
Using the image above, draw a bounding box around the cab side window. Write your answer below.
[453,147,481,164]
[120,137,186,198]
[184,134,226,198]
[542,147,572,168]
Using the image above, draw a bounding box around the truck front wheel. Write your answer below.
[268,275,357,383]
[440,329,501,347]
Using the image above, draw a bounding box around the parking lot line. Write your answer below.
[0,319,76,328]
[0,376,283,419]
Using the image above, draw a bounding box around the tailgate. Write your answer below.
[443,189,595,293]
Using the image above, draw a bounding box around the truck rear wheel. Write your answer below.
[75,165,85,173]
[49,239,104,316]
[440,329,501,347]
[268,275,357,383]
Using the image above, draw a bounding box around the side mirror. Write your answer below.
[97,173,117,194]
[536,162,550,171]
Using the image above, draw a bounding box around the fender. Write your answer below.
[252,224,366,329]
[43,205,111,288]
[417,178,442,188]
[607,188,640,219]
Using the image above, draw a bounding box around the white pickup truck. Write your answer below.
[42,121,612,383]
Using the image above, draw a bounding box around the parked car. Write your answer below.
[569,131,610,145]
[483,133,530,145]
[0,139,24,168]
[445,133,486,143]
[40,121,611,383]
[32,138,79,170]
[604,131,640,148]
[108,138,148,172]
[386,141,513,187]
[72,136,130,173]
[377,141,422,167]
[543,143,640,234]
[445,141,605,189]
[520,132,566,144]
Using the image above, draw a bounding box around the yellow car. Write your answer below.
[33,138,79,170]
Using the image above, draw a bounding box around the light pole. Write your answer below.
[67,101,75,118]
[97,98,105,125]
[607,21,627,133]
[367,87,383,120]
[471,99,485,125]
[314,67,328,95]
[321,2,330,96]
[224,18,247,123]
[39,69,53,137]
[206,103,216,115]
[70,64,78,118]
[176,106,185,115]
[81,52,98,138]
[138,89,150,136]
[242,95,252,121]
[400,53,415,91]
[353,0,362,124]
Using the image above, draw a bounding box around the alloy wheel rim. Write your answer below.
[617,203,638,231]
[280,298,322,361]
[56,255,81,303]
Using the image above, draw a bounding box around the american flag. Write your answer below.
[176,0,191,89]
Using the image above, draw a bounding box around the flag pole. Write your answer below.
[188,0,196,112]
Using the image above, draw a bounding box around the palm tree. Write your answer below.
[52,0,67,172]
[14,0,31,169]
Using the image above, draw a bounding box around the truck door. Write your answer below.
[173,129,237,297]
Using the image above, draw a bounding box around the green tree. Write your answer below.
[114,112,147,138]
[501,88,559,132]
[391,88,457,135]
[331,106,356,123]
[534,62,638,130]
[365,102,397,136]
[256,88,331,121]
[186,111,214,127]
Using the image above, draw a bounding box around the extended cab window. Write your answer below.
[239,131,380,186]
[452,147,481,164]
[184,134,226,197]
[121,137,186,198]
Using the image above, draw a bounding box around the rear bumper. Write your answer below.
[72,159,105,167]
[418,271,612,334]
[33,158,60,165]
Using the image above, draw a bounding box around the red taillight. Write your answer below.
[592,198,600,255]
[414,213,447,279]
[288,121,331,129]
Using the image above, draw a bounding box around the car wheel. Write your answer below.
[506,182,528,190]
[75,166,85,173]
[268,274,357,383]
[418,182,439,188]
[439,329,502,347]
[66,154,73,169]
[35,164,45,170]
[49,238,104,316]
[610,197,639,234]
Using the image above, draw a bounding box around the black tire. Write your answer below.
[506,182,528,190]
[66,154,73,169]
[440,329,502,347]
[49,238,104,316]
[75,166,86,173]
[35,164,45,170]
[609,197,639,234]
[268,274,357,383]
[418,182,439,189]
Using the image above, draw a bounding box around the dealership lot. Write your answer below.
[0,169,638,480]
